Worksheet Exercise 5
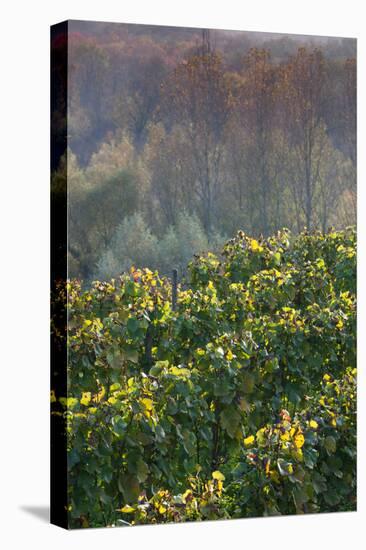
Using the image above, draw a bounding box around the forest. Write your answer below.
[51,22,356,282]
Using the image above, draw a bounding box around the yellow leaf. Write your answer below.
[119,505,135,513]
[256,427,267,446]
[280,431,291,441]
[226,349,234,361]
[244,435,255,447]
[141,398,153,411]
[323,374,331,382]
[92,386,105,403]
[250,239,259,251]
[212,470,225,481]
[158,505,167,514]
[182,489,193,503]
[293,432,305,449]
[169,366,191,377]
[80,392,91,406]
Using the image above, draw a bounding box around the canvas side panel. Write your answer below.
[50,20,68,530]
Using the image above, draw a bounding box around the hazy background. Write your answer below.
[51,21,356,281]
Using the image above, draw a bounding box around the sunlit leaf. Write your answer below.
[212,470,225,481]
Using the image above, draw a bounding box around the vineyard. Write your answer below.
[52,227,356,528]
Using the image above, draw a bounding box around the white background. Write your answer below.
[0,0,364,548]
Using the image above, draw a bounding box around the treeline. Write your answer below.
[51,28,356,281]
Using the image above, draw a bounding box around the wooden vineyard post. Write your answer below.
[172,268,178,311]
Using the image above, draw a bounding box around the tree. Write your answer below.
[223,50,293,236]
[68,37,110,163]
[280,48,327,229]
[241,49,277,234]
[113,55,169,149]
[84,169,140,248]
[144,124,195,228]
[158,211,221,276]
[94,213,160,279]
[162,50,233,237]
[314,132,348,231]
[341,58,357,221]
[68,161,141,279]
